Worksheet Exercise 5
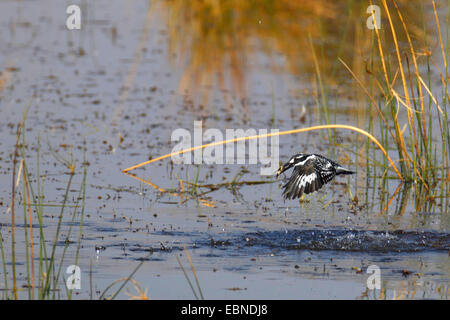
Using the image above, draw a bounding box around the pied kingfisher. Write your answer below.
[276,153,354,200]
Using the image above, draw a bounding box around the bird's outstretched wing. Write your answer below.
[281,157,325,199]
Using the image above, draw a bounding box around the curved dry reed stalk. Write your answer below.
[122,172,217,207]
[122,124,402,180]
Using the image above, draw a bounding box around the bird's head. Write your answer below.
[276,158,294,178]
[276,153,305,178]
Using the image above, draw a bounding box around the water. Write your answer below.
[0,0,449,300]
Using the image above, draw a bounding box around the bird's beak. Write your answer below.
[276,165,284,178]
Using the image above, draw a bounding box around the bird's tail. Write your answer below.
[335,166,355,175]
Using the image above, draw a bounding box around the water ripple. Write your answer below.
[237,229,450,252]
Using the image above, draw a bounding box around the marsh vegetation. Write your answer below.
[0,0,449,299]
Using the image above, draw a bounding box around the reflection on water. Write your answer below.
[1,0,448,300]
[150,0,450,216]
[155,0,429,106]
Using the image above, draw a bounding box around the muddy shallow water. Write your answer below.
[0,1,449,299]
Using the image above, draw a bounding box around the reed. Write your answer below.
[156,0,422,109]
[149,0,450,213]
[359,0,450,211]
[1,113,88,299]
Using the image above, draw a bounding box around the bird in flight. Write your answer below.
[276,153,354,199]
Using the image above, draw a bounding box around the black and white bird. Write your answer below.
[276,153,355,200]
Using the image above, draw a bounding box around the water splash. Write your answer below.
[238,229,450,252]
